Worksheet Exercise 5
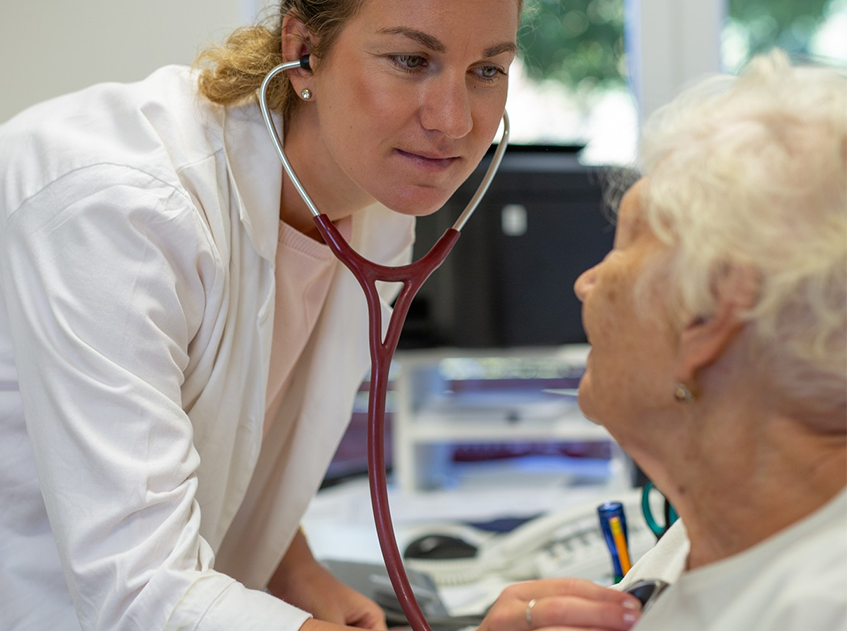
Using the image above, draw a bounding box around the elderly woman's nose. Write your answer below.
[574,265,597,302]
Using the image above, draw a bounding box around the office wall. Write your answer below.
[0,0,276,124]
[1,0,723,126]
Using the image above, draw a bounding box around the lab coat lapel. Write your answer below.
[214,203,414,589]
[222,103,282,263]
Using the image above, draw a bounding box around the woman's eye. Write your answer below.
[475,65,505,81]
[394,55,426,70]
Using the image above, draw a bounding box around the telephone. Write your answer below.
[401,487,656,587]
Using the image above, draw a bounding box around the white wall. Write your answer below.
[1,0,724,127]
[0,0,272,124]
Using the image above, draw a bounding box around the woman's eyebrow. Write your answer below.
[377,27,445,53]
[376,26,517,58]
[483,42,518,57]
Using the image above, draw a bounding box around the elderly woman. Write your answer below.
[574,50,846,628]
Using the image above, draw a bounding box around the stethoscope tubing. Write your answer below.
[260,59,510,631]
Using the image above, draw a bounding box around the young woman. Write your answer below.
[0,0,525,629]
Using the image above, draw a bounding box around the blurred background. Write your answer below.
[3,0,845,493]
[3,0,845,156]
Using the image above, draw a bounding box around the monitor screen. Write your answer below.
[398,149,620,349]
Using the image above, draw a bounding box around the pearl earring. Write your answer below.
[300,88,312,100]
[674,383,694,403]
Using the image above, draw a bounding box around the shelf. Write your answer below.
[391,345,625,492]
[408,413,609,443]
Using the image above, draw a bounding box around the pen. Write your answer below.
[597,501,630,582]
[609,515,632,574]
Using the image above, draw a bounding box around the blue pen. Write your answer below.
[597,501,629,582]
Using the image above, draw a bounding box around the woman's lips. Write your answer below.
[395,148,459,171]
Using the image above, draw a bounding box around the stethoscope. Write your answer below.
[641,481,679,540]
[260,57,509,631]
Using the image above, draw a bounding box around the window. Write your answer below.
[507,0,637,164]
[723,0,847,71]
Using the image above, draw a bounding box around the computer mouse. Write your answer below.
[403,534,479,560]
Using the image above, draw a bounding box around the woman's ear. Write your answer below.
[675,264,759,383]
[281,14,315,80]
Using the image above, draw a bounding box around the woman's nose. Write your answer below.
[420,74,473,139]
[574,265,597,302]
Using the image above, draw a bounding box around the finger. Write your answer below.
[366,610,388,631]
[535,627,631,631]
[528,596,641,631]
[503,579,641,608]
[355,615,387,631]
[349,613,386,631]
[347,605,387,631]
[537,628,631,631]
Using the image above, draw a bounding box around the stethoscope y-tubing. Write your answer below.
[260,59,509,631]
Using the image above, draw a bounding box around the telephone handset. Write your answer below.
[402,488,656,587]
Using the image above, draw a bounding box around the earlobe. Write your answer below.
[675,307,739,384]
[674,265,759,384]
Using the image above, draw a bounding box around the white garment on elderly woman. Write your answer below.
[616,489,847,630]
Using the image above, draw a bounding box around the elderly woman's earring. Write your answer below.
[300,88,312,100]
[674,383,694,403]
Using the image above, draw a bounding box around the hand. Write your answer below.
[281,561,387,631]
[268,529,387,631]
[479,578,642,631]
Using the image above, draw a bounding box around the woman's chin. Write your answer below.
[576,372,602,425]
[384,198,448,218]
[576,375,591,414]
[374,183,461,217]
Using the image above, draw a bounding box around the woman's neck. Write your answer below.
[278,108,375,240]
[665,406,846,570]
[278,170,327,241]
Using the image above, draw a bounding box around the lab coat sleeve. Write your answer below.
[0,164,310,631]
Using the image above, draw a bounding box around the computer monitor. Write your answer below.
[398,148,620,349]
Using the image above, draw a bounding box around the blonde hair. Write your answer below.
[637,50,847,414]
[194,0,366,120]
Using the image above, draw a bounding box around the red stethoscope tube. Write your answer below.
[260,58,510,631]
[314,216,459,631]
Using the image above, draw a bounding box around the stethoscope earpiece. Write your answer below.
[299,54,311,72]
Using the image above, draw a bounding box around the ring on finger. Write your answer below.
[525,599,537,628]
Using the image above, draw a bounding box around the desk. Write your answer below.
[302,473,641,616]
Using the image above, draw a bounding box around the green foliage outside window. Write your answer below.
[517,0,842,93]
[728,0,831,56]
[517,0,626,91]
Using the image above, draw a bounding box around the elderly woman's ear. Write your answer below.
[674,264,759,386]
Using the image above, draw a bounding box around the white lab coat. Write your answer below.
[0,65,414,631]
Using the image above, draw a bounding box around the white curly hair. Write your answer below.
[635,49,846,415]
